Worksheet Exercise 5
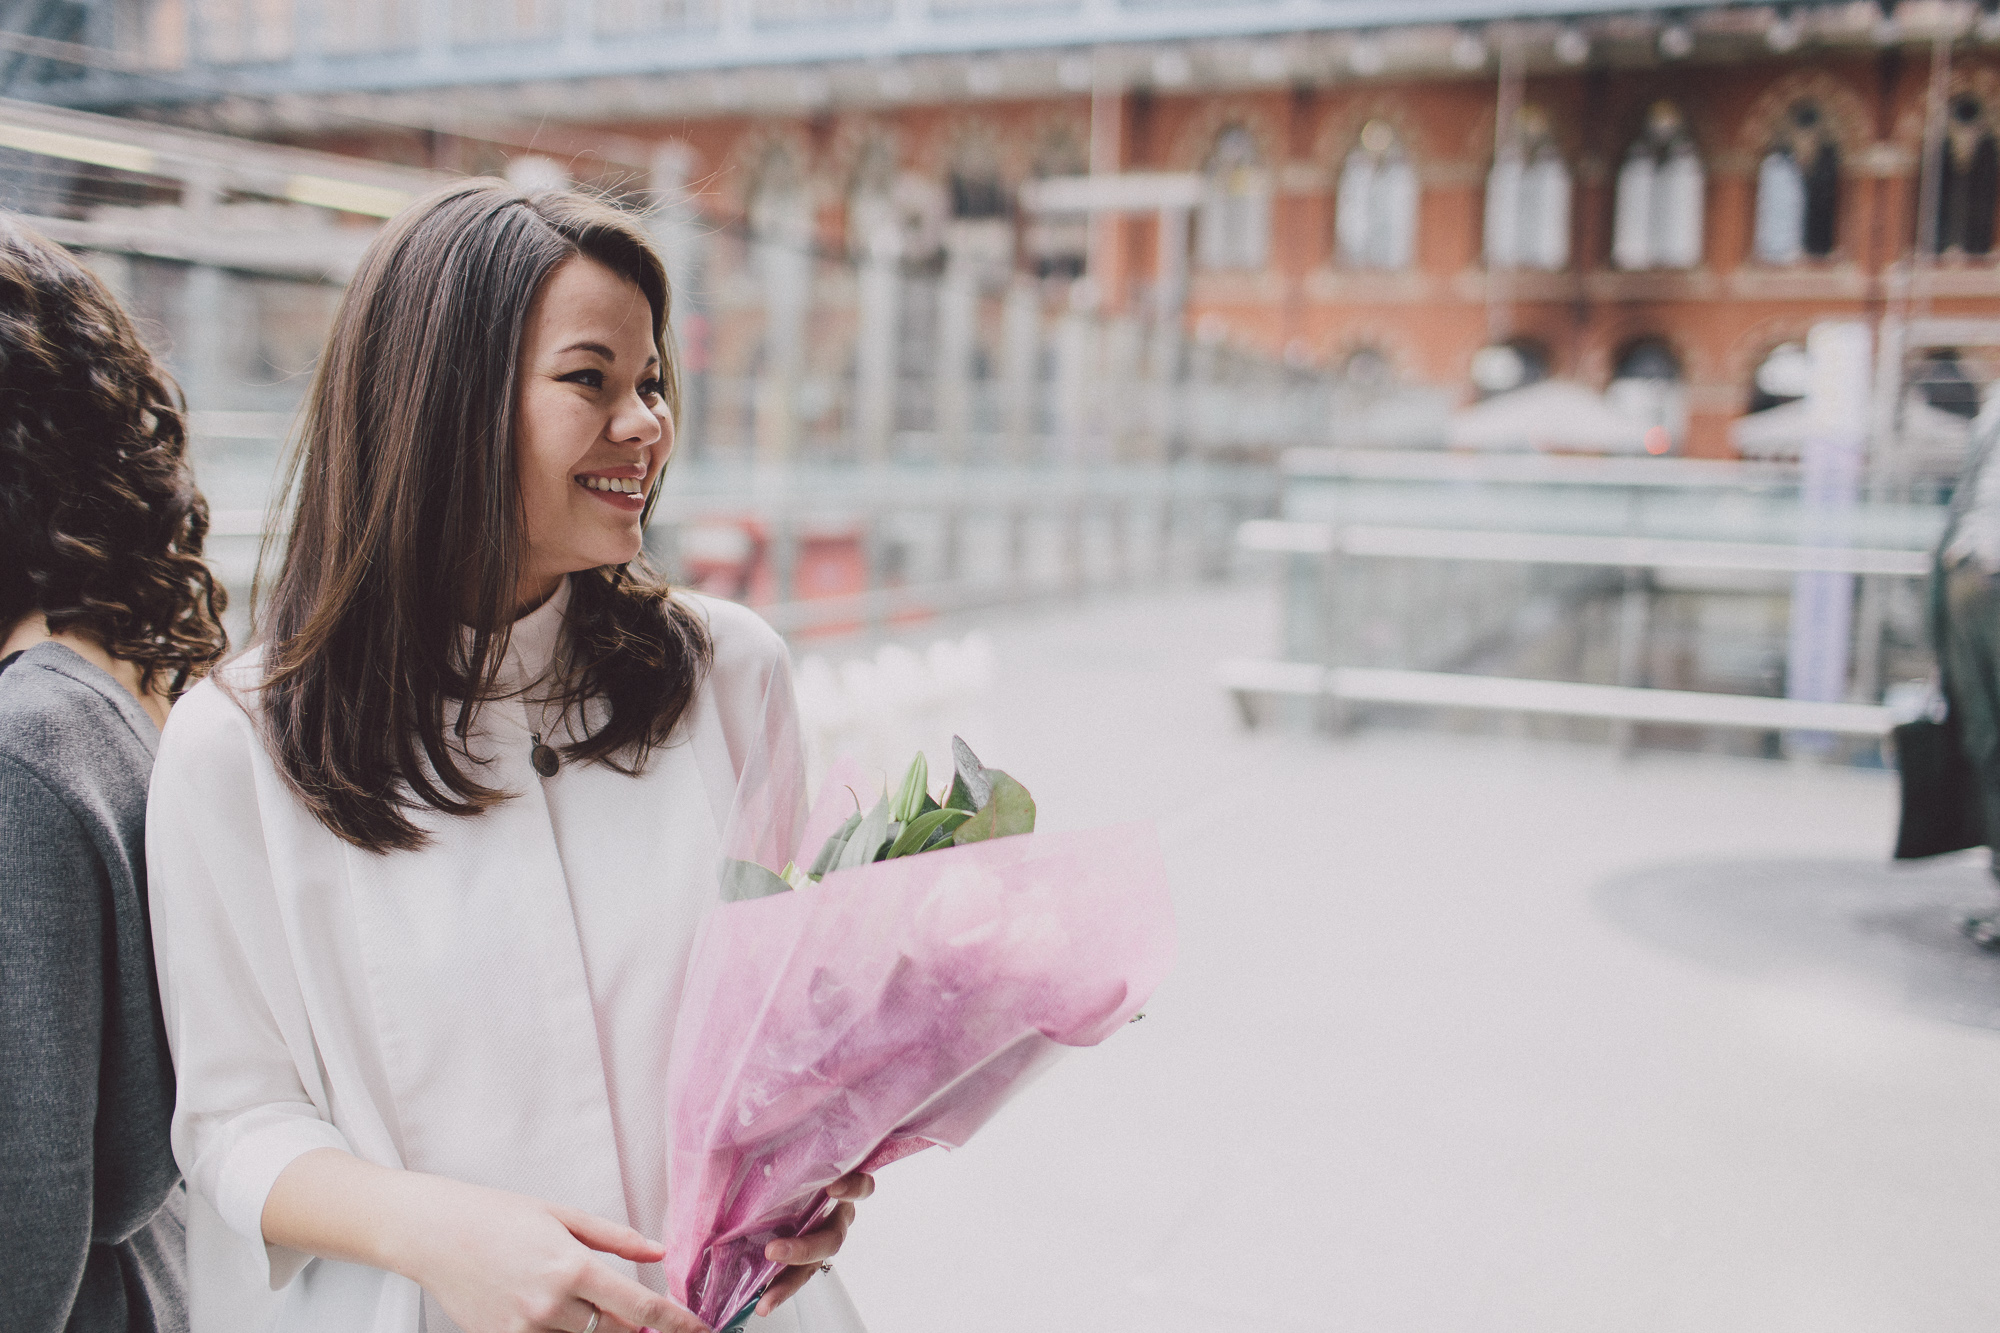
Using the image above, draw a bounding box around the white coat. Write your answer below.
[146,584,866,1333]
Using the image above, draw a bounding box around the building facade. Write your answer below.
[18,2,2000,460]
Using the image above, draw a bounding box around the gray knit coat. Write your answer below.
[0,642,187,1332]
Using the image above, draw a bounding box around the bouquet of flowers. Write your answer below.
[662,738,1175,1331]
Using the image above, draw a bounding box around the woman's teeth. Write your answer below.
[580,475,642,494]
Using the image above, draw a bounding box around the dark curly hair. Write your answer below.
[0,217,227,695]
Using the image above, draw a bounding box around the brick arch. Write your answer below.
[718,122,817,217]
[825,116,903,197]
[1736,69,1872,159]
[1166,98,1285,173]
[1722,316,1818,390]
[1459,101,1586,166]
[1313,94,1430,170]
[1892,64,2000,145]
[1324,323,1425,380]
[907,111,1032,189]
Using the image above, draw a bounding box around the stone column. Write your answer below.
[648,143,707,459]
[935,225,979,467]
[1053,278,1099,465]
[999,277,1041,465]
[853,216,902,467]
[1148,204,1191,461]
[1785,320,1871,753]
[753,202,812,471]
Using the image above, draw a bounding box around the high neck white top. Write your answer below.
[146,587,859,1333]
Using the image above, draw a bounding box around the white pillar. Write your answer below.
[936,227,979,467]
[854,219,902,465]
[1054,278,1099,464]
[999,277,1041,465]
[1786,320,1872,747]
[753,205,812,471]
[1147,204,1191,460]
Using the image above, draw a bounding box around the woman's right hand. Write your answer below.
[264,1148,707,1333]
[395,1176,705,1333]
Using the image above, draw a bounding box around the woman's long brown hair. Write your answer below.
[255,180,712,853]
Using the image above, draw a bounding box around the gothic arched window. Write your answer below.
[1485,106,1571,271]
[1933,94,2000,257]
[1607,337,1688,450]
[1336,119,1418,270]
[1754,101,1839,263]
[1613,101,1704,270]
[1197,125,1272,271]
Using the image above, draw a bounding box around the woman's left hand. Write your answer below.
[755,1171,875,1317]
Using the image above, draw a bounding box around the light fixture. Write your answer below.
[1658,21,1695,59]
[1348,35,1386,76]
[1766,8,1803,52]
[1249,44,1289,81]
[1872,0,1901,45]
[1554,25,1591,64]
[1451,28,1489,70]
[1152,49,1192,87]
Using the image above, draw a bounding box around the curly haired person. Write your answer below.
[0,216,227,1333]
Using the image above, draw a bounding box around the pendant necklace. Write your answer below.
[530,732,560,778]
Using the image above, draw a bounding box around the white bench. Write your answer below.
[1217,658,1896,737]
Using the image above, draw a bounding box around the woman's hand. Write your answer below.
[754,1171,875,1318]
[264,1148,705,1333]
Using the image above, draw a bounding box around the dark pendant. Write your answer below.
[530,733,560,778]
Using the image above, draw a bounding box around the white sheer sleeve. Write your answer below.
[145,679,352,1290]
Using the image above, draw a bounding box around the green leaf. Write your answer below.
[886,806,973,859]
[720,858,792,901]
[890,752,929,824]
[833,796,891,873]
[918,790,942,816]
[807,812,862,880]
[952,771,1036,845]
[950,736,993,811]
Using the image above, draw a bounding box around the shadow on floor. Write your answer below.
[1595,854,2000,1031]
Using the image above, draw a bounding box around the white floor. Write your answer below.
[826,582,2000,1333]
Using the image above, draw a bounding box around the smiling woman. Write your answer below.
[143,181,872,1333]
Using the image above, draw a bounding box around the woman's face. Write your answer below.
[513,255,671,610]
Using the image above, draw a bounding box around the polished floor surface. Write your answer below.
[827,582,2000,1333]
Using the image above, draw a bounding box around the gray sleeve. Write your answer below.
[0,753,104,1333]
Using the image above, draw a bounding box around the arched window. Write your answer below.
[1754,101,1839,263]
[947,135,1008,220]
[1469,338,1551,396]
[1606,337,1687,450]
[1748,341,1812,413]
[1197,125,1272,271]
[1485,106,1571,271]
[1933,94,2000,257]
[1336,119,1418,270]
[1026,126,1089,279]
[1613,101,1704,270]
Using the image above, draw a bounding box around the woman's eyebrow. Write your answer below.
[557,340,618,360]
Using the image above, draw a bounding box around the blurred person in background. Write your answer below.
[1931,393,2000,948]
[0,217,227,1331]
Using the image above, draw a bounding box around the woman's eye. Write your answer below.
[559,369,605,389]
[640,379,665,402]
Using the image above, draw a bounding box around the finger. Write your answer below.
[555,1206,668,1265]
[756,1264,818,1317]
[827,1172,876,1201]
[553,1297,639,1333]
[574,1264,707,1333]
[765,1203,852,1266]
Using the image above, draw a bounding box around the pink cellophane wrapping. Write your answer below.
[661,803,1175,1327]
